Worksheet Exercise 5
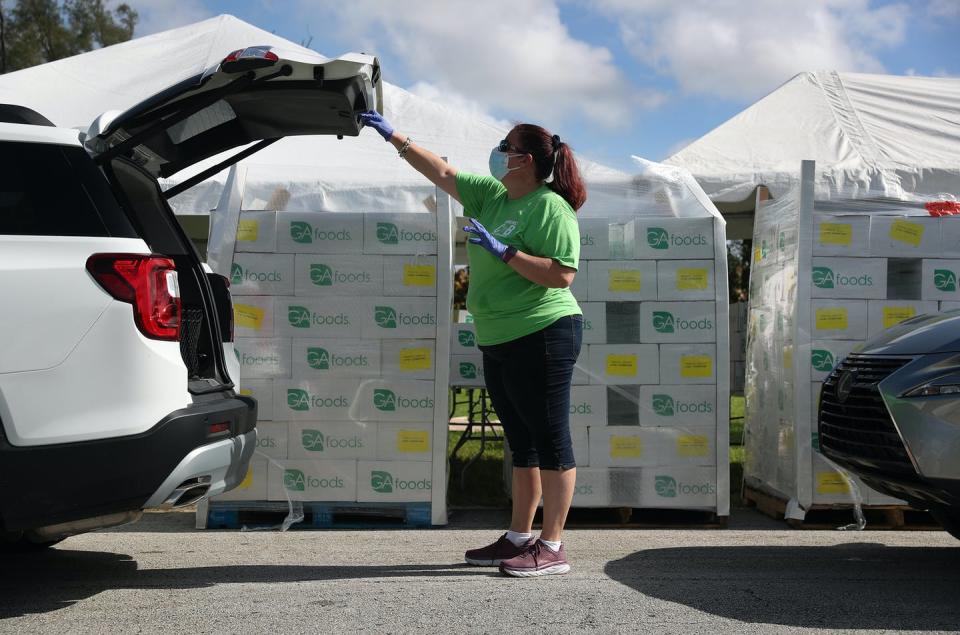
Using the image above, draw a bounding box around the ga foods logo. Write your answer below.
[376,222,438,245]
[288,305,351,329]
[283,469,345,491]
[310,263,372,287]
[651,394,713,417]
[459,362,478,379]
[652,311,713,334]
[492,220,518,237]
[812,266,874,289]
[307,347,368,370]
[935,269,957,292]
[230,263,283,285]
[811,349,835,372]
[374,305,436,329]
[370,470,432,494]
[647,227,707,250]
[373,389,434,412]
[290,221,352,244]
[286,388,350,412]
[457,330,476,348]
[300,429,364,452]
[236,350,280,366]
[654,475,716,498]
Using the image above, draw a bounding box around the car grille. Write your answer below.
[818,354,917,479]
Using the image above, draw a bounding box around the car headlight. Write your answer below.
[904,382,960,397]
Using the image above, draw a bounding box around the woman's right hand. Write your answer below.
[359,110,395,142]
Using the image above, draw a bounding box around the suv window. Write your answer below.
[0,141,136,237]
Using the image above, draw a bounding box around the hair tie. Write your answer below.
[552,134,562,150]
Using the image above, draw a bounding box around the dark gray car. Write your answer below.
[818,310,960,539]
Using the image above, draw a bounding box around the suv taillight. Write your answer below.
[86,254,181,341]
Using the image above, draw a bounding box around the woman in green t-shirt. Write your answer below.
[361,111,586,578]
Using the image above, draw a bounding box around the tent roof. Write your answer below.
[0,14,627,213]
[664,71,960,203]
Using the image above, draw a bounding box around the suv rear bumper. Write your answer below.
[0,393,256,532]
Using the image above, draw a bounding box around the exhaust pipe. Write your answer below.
[162,476,212,508]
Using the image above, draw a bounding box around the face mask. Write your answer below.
[489,148,523,181]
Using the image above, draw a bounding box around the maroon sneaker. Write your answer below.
[464,533,535,566]
[499,540,570,577]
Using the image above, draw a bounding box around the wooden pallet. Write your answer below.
[203,501,432,530]
[743,485,940,530]
[536,506,727,529]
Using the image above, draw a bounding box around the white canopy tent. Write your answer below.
[0,14,628,217]
[664,71,960,236]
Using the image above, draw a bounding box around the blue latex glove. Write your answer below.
[358,110,394,141]
[464,220,509,260]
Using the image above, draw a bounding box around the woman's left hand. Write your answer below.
[464,220,509,260]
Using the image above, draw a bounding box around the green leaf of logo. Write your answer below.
[374,388,396,411]
[652,311,674,333]
[230,263,243,285]
[935,269,957,292]
[371,470,393,493]
[301,429,324,452]
[375,306,397,328]
[376,222,399,245]
[287,389,309,411]
[812,266,834,289]
[460,362,477,379]
[811,349,835,372]
[647,227,669,249]
[288,305,311,328]
[655,475,677,498]
[307,347,329,370]
[290,221,313,244]
[652,394,674,416]
[284,469,306,491]
[310,263,333,286]
[457,330,476,347]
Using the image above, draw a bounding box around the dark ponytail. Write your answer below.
[514,124,587,211]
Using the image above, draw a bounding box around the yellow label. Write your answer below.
[676,268,709,291]
[239,388,254,397]
[608,270,641,292]
[606,354,638,376]
[234,303,265,330]
[677,435,710,457]
[237,466,253,490]
[610,435,643,458]
[397,430,430,453]
[819,222,852,246]
[815,308,848,330]
[399,347,432,371]
[754,247,762,263]
[817,472,851,495]
[883,306,916,329]
[403,264,436,287]
[680,355,713,378]
[237,219,259,242]
[783,347,793,371]
[889,219,924,247]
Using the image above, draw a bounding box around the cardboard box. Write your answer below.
[230,253,294,296]
[376,423,433,462]
[659,344,717,385]
[811,214,870,256]
[569,468,611,506]
[921,259,960,301]
[588,426,663,467]
[571,427,589,467]
[569,261,589,302]
[233,297,274,339]
[777,223,798,263]
[628,217,715,260]
[360,298,438,339]
[450,354,485,387]
[356,460,433,502]
[586,344,660,385]
[238,379,273,420]
[381,340,436,380]
[605,302,641,343]
[363,213,438,255]
[810,257,886,300]
[275,211,364,254]
[293,254,384,297]
[234,211,278,253]
[638,385,717,427]
[214,458,268,501]
[656,260,716,301]
[939,216,960,257]
[580,302,607,344]
[587,261,658,301]
[579,219,612,260]
[272,379,362,421]
[291,338,381,379]
[941,301,960,312]
[353,379,436,422]
[811,453,868,505]
[234,337,292,379]
[287,421,377,460]
[866,300,939,337]
[450,323,478,355]
[809,340,861,381]
[608,468,644,506]
[640,301,717,343]
[569,385,608,428]
[383,256,439,297]
[571,362,591,385]
[607,385,640,426]
[657,427,716,467]
[869,216,941,257]
[267,459,358,502]
[810,299,868,340]
[254,421,288,459]
[640,467,718,508]
[274,297,364,338]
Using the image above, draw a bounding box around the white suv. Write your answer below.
[0,46,382,549]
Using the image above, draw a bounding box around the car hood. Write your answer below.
[858,310,960,355]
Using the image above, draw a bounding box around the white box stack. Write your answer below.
[210,206,451,527]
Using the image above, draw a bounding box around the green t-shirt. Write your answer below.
[456,171,582,346]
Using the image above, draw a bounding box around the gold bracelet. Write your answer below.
[398,137,413,159]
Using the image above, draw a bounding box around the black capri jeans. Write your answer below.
[479,314,583,471]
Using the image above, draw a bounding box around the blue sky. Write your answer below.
[130,0,959,172]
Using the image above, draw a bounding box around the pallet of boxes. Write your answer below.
[743,160,953,527]
[505,170,730,522]
[199,204,452,529]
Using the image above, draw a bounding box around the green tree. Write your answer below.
[0,0,137,73]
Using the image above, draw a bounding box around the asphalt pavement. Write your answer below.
[2,507,959,634]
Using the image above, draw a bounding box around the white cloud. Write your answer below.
[927,0,960,19]
[295,0,662,128]
[594,0,910,101]
[123,0,214,36]
[405,81,513,130]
